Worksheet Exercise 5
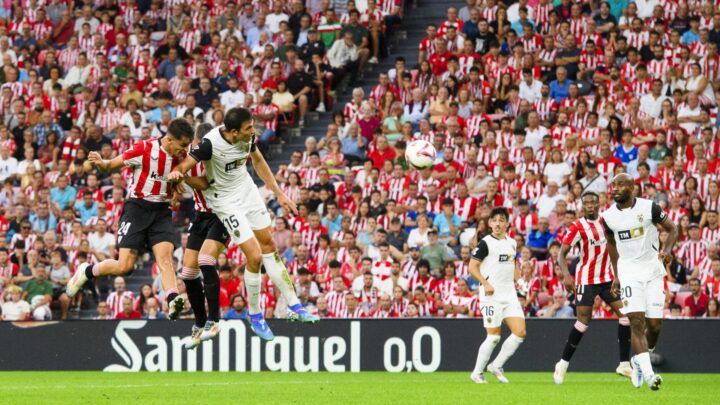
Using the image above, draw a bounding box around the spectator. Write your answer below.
[23,266,53,320]
[1,285,31,320]
[221,294,247,321]
[542,290,574,318]
[143,297,167,320]
[526,218,555,260]
[685,277,710,317]
[116,296,142,320]
[420,230,455,272]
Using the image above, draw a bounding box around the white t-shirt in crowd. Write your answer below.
[88,232,116,257]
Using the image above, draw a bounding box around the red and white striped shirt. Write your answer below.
[325,290,347,315]
[562,217,613,285]
[180,29,201,53]
[122,139,184,203]
[190,163,211,213]
[677,240,708,270]
[106,290,135,318]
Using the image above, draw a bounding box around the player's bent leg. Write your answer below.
[488,317,525,383]
[197,239,227,341]
[152,242,185,321]
[253,226,319,324]
[471,327,501,384]
[615,315,632,378]
[66,248,138,297]
[646,318,663,352]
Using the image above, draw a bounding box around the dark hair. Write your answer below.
[167,118,194,141]
[195,123,213,141]
[582,191,600,201]
[489,207,509,221]
[224,107,253,130]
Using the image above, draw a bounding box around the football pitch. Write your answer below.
[0,372,718,404]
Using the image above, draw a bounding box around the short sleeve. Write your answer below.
[122,140,147,167]
[601,217,614,236]
[471,239,489,261]
[651,202,667,224]
[189,137,213,161]
[562,222,581,246]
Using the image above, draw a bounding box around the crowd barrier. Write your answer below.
[0,319,716,372]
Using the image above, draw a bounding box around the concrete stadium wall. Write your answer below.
[0,319,716,372]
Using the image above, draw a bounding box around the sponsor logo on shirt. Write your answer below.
[498,254,512,262]
[618,227,645,241]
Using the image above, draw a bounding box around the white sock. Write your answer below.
[245,270,262,315]
[491,334,525,369]
[473,335,500,374]
[262,252,300,307]
[634,352,655,379]
[558,359,569,369]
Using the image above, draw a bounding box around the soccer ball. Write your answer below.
[405,140,437,169]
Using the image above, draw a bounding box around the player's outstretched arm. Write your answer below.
[184,176,209,191]
[250,148,298,215]
[88,151,124,172]
[167,155,200,182]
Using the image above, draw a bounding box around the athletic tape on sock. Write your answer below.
[198,254,217,267]
[180,267,201,280]
[574,320,589,333]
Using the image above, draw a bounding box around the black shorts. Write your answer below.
[117,199,178,252]
[576,282,621,307]
[187,211,230,251]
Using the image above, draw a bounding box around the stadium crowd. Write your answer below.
[2,0,720,322]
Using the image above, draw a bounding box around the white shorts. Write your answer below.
[211,184,271,245]
[618,277,665,319]
[479,294,525,328]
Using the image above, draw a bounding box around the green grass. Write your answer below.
[0,372,717,404]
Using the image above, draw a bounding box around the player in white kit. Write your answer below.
[601,173,677,391]
[469,207,526,384]
[168,108,319,341]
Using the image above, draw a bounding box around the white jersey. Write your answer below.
[472,234,517,297]
[601,197,667,281]
[188,126,256,207]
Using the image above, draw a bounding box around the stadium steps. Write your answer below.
[264,0,464,172]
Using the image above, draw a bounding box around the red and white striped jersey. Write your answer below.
[677,240,708,269]
[383,176,410,202]
[190,162,211,213]
[325,291,347,315]
[414,299,438,317]
[372,308,399,318]
[122,138,184,203]
[254,103,280,131]
[562,217,613,285]
[434,277,459,300]
[537,49,557,72]
[392,297,409,314]
[344,100,362,123]
[180,29,201,53]
[443,293,477,318]
[401,259,418,279]
[513,213,538,237]
[533,97,558,121]
[705,193,720,212]
[702,226,720,243]
[301,167,320,187]
[300,225,325,257]
[624,30,649,49]
[106,290,135,318]
[647,58,670,80]
[453,196,478,222]
[333,306,367,318]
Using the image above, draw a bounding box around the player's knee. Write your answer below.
[514,329,527,339]
[629,316,645,331]
[647,320,663,334]
[117,259,135,275]
[59,294,69,304]
[245,253,262,272]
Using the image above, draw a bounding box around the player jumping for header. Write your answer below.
[553,192,632,384]
[66,118,202,320]
[601,173,677,391]
[469,207,526,384]
[168,108,319,341]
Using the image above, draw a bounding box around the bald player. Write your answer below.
[601,173,677,391]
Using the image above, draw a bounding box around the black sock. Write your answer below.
[618,324,631,362]
[85,264,95,280]
[184,277,207,327]
[561,327,585,362]
[201,265,220,322]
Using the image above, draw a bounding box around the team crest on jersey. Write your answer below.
[498,254,512,262]
[637,214,644,223]
[234,230,240,237]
